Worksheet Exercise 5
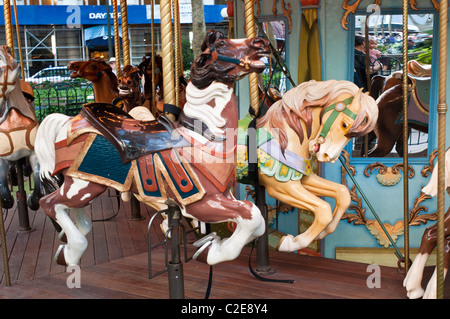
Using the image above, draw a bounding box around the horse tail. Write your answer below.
[35,113,71,192]
[422,149,450,197]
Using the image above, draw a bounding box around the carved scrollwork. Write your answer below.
[421,149,438,177]
[363,162,414,186]
[272,0,292,34]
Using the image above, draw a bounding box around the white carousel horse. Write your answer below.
[0,45,41,210]
[237,80,379,252]
[403,148,450,299]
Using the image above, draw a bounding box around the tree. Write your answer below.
[191,0,206,59]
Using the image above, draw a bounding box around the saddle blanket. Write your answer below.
[67,133,205,205]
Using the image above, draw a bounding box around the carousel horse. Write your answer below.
[67,58,118,104]
[115,65,144,113]
[237,79,378,252]
[138,54,188,116]
[0,45,41,210]
[403,148,450,299]
[35,30,271,266]
[363,60,431,157]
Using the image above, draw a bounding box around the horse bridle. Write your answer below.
[317,96,357,144]
[208,44,252,69]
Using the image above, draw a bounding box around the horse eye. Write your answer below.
[342,122,348,129]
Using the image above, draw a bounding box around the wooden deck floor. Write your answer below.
[0,190,447,300]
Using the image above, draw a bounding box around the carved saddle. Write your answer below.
[80,103,189,163]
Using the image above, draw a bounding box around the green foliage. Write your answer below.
[182,37,194,72]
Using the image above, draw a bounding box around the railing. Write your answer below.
[33,80,94,123]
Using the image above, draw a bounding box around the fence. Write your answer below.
[33,80,94,123]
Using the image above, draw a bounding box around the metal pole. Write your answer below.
[243,0,260,117]
[172,0,181,109]
[12,0,24,79]
[3,0,15,56]
[401,0,410,275]
[150,0,156,115]
[0,198,11,287]
[436,0,448,299]
[106,1,113,59]
[120,0,130,67]
[160,0,175,106]
[255,186,275,275]
[167,202,184,299]
[112,0,121,76]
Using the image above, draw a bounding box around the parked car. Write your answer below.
[26,66,72,84]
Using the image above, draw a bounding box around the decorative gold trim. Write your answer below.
[421,149,438,177]
[364,162,414,186]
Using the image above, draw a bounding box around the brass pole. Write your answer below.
[401,0,410,275]
[150,0,156,114]
[112,0,121,76]
[120,0,130,67]
[436,0,448,299]
[12,0,24,79]
[3,0,15,56]
[172,0,181,108]
[243,0,259,117]
[160,0,175,106]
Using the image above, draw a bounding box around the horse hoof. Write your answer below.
[27,195,40,211]
[193,240,212,264]
[1,195,14,210]
[192,232,219,264]
[55,245,67,266]
[193,232,218,248]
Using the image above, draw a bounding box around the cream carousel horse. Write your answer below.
[237,79,379,252]
[403,148,450,299]
[35,30,270,266]
[0,46,41,210]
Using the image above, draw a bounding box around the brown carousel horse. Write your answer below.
[35,30,271,266]
[0,45,41,210]
[138,54,188,117]
[404,148,450,299]
[115,65,144,113]
[67,57,118,104]
[364,60,430,157]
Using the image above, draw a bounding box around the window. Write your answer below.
[351,12,435,159]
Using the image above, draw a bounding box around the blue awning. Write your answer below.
[85,25,122,49]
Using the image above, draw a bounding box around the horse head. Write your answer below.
[311,84,378,163]
[0,46,21,123]
[190,30,270,89]
[68,58,114,83]
[138,54,163,102]
[117,65,142,102]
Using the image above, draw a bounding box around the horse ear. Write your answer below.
[195,53,209,68]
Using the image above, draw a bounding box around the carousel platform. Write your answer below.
[0,191,447,299]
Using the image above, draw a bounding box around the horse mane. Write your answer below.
[189,30,237,89]
[257,80,378,152]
